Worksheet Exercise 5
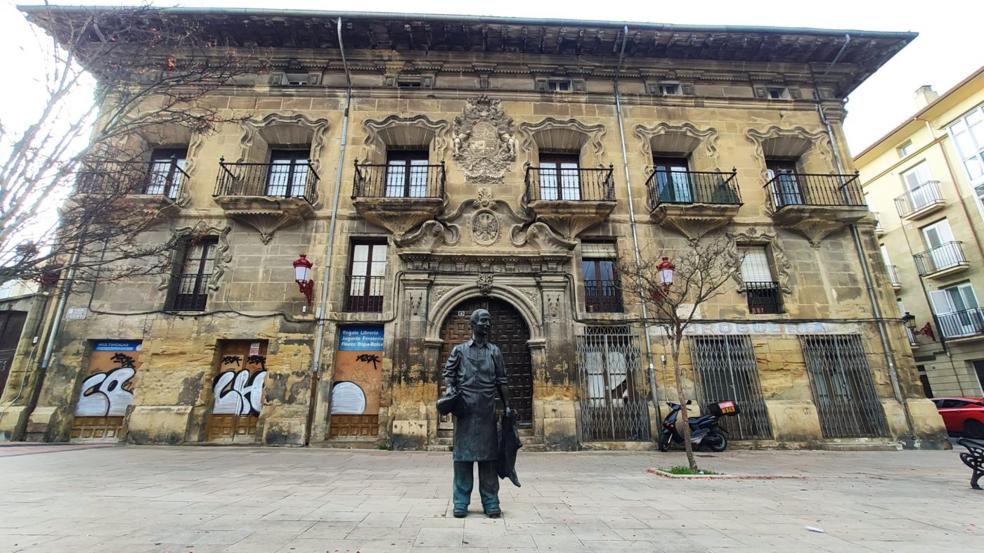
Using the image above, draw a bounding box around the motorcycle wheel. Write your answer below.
[706,431,728,452]
[658,431,672,452]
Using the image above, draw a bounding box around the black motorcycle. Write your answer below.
[658,400,738,453]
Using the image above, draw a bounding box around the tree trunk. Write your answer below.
[672,334,698,472]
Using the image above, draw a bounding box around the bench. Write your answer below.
[958,438,984,490]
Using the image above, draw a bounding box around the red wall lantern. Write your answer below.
[292,254,314,307]
[657,256,675,287]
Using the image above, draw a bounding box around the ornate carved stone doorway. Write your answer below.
[438,297,534,429]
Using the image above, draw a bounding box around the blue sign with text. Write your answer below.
[338,326,384,351]
[93,341,142,352]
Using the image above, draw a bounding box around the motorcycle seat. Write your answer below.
[688,415,716,425]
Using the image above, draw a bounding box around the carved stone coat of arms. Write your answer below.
[452,96,516,183]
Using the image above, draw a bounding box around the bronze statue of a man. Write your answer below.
[442,308,512,518]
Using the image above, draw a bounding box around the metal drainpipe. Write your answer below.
[304,17,352,445]
[815,42,915,441]
[16,240,83,439]
[612,26,661,421]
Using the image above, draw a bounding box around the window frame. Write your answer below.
[146,147,187,198]
[384,149,430,198]
[345,239,388,313]
[581,245,623,313]
[538,152,581,201]
[167,236,218,312]
[738,244,782,314]
[266,148,310,198]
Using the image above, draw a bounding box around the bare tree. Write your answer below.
[0,5,260,288]
[620,236,742,471]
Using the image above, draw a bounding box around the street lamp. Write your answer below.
[292,254,314,309]
[901,312,916,330]
[657,256,675,287]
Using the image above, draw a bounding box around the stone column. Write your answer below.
[390,275,434,449]
[537,274,578,450]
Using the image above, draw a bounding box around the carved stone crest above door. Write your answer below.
[452,96,516,183]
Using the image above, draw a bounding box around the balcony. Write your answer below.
[936,308,984,341]
[524,165,616,238]
[351,162,446,235]
[886,264,902,290]
[584,280,623,313]
[744,281,782,314]
[764,173,869,243]
[75,160,188,215]
[345,275,385,313]
[874,212,887,236]
[914,242,969,278]
[213,160,318,243]
[645,169,741,238]
[895,181,945,220]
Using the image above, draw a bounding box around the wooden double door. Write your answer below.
[438,298,533,429]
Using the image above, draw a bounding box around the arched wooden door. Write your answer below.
[438,297,533,428]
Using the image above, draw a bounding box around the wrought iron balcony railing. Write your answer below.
[914,242,968,276]
[352,162,445,199]
[214,160,318,203]
[936,308,984,339]
[895,181,944,218]
[524,165,615,202]
[764,173,865,211]
[345,275,385,313]
[744,281,782,314]
[77,160,188,199]
[584,280,624,313]
[645,169,741,209]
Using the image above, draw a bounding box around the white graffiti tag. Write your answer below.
[75,368,136,417]
[212,370,266,415]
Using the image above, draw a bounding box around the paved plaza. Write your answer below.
[0,443,980,552]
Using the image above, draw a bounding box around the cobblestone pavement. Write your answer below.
[0,444,979,552]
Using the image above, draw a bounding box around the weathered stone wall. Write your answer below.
[3,40,948,449]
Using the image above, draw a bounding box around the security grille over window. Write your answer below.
[800,335,888,438]
[688,335,772,440]
[575,326,650,441]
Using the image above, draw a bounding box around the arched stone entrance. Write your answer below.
[438,297,534,428]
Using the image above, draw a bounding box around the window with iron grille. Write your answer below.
[385,150,429,198]
[346,240,387,313]
[146,148,187,198]
[739,245,781,314]
[168,237,218,311]
[800,334,888,438]
[266,149,310,197]
[581,242,622,313]
[688,335,772,440]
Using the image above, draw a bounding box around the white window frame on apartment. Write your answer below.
[900,161,939,211]
[920,218,957,270]
[947,103,984,222]
[929,282,981,338]
[880,244,899,286]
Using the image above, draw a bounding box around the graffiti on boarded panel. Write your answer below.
[212,347,266,416]
[75,342,140,417]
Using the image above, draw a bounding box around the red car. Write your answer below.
[932,397,984,438]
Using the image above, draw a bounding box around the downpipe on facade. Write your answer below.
[304,17,353,446]
[815,39,916,443]
[14,239,83,440]
[611,25,662,423]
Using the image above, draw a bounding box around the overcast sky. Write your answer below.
[2,0,982,155]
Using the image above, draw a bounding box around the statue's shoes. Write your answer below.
[484,507,501,518]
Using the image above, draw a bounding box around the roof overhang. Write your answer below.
[19,5,916,96]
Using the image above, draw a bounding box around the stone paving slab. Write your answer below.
[0,445,980,552]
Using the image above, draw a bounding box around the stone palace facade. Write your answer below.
[0,6,948,449]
